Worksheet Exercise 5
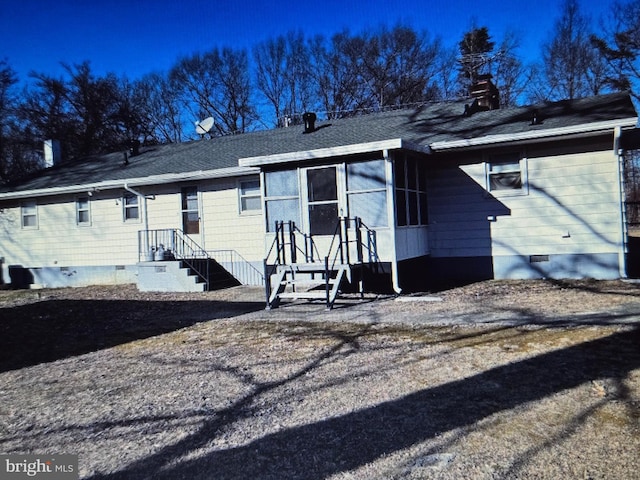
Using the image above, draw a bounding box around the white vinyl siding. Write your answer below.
[0,177,266,273]
[199,178,265,257]
[428,148,622,259]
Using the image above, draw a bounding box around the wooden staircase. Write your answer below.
[264,217,377,310]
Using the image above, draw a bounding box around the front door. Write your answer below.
[181,186,203,246]
[305,166,340,236]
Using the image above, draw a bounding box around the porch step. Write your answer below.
[279,262,350,273]
[279,291,328,300]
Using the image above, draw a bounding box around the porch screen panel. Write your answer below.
[265,199,300,232]
[395,155,428,226]
[346,160,387,227]
[348,191,387,227]
[266,170,298,197]
[265,170,300,232]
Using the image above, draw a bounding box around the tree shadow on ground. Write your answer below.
[0,298,264,372]
[85,325,640,480]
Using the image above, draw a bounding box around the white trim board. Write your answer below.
[0,166,260,200]
[239,139,431,167]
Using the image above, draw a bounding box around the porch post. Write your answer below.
[384,149,402,294]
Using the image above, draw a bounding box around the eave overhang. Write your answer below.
[239,139,432,167]
[0,165,260,201]
[429,117,639,152]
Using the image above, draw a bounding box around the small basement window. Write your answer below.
[486,153,527,195]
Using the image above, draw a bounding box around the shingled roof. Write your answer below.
[1,92,636,199]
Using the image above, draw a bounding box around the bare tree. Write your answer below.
[309,31,371,118]
[253,36,289,127]
[282,31,315,121]
[540,0,606,100]
[433,45,460,100]
[0,60,39,183]
[591,0,640,102]
[490,32,532,107]
[134,72,185,143]
[360,24,440,109]
[171,47,256,135]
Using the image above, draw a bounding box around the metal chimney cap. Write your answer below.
[303,112,317,133]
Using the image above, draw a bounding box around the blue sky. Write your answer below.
[1,0,613,85]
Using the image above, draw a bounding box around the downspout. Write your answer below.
[384,149,402,294]
[613,127,628,278]
[124,183,149,232]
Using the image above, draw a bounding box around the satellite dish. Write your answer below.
[195,117,215,136]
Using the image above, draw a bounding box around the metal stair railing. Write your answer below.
[209,249,264,286]
[138,229,210,290]
[263,217,380,309]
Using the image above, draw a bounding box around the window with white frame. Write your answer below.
[486,152,527,195]
[76,196,91,225]
[123,194,140,221]
[21,200,38,228]
[239,178,261,214]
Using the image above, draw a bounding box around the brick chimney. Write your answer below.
[470,74,500,110]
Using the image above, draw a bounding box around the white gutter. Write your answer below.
[429,117,639,151]
[383,149,402,294]
[239,139,431,167]
[0,165,260,201]
[614,126,628,278]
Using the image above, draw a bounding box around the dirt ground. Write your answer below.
[1,280,639,479]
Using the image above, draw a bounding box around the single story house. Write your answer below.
[0,87,638,305]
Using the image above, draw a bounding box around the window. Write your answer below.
[239,178,261,213]
[487,153,527,195]
[21,200,37,228]
[264,170,300,232]
[346,159,388,227]
[395,155,428,227]
[181,186,199,234]
[123,194,139,221]
[76,196,91,225]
